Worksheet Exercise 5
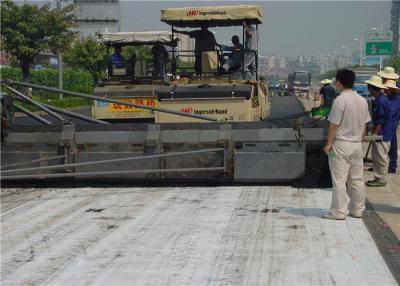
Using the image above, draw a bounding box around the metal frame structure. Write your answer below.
[162,5,262,80]
[2,81,219,122]
[169,24,259,80]
[1,148,226,180]
[99,31,176,82]
[0,5,384,184]
[0,80,322,182]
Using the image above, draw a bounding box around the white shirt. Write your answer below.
[245,26,258,51]
[327,90,371,142]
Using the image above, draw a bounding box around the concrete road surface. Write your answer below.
[1,186,397,286]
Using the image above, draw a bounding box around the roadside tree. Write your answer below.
[389,56,400,72]
[0,0,75,81]
[64,36,107,84]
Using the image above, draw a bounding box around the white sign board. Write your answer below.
[366,31,393,42]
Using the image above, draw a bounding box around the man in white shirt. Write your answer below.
[322,69,371,220]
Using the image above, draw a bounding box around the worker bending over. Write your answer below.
[319,79,336,108]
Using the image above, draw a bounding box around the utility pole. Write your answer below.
[373,26,384,71]
[360,37,363,67]
[355,37,364,67]
[57,0,63,99]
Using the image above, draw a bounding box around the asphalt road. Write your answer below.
[268,93,305,118]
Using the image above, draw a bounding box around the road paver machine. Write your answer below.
[92,31,175,121]
[1,5,332,183]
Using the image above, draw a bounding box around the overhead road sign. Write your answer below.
[366,31,393,56]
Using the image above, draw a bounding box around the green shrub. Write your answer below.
[0,67,23,81]
[1,67,93,108]
[32,96,90,109]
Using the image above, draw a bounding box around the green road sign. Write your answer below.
[366,41,393,56]
[366,31,393,56]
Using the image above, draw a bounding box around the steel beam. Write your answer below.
[3,80,219,122]
[40,103,110,125]
[0,148,224,175]
[1,167,226,180]
[5,85,65,122]
[1,155,66,170]
[13,104,53,125]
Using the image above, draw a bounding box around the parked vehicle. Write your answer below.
[267,80,281,91]
[353,67,378,98]
[288,71,311,96]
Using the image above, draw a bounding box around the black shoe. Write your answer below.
[388,168,396,173]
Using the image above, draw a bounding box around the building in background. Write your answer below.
[284,53,351,75]
[34,51,59,70]
[312,54,334,74]
[73,0,120,35]
[258,55,288,78]
[175,33,195,63]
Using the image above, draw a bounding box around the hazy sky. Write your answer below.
[19,1,396,57]
[119,1,393,57]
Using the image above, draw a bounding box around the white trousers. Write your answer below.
[371,141,391,181]
[243,51,256,79]
[328,139,365,217]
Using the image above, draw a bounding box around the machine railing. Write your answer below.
[168,48,258,80]
[170,24,259,80]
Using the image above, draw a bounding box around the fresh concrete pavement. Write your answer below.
[2,92,398,285]
[1,186,397,286]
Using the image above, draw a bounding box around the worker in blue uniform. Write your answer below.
[385,80,400,173]
[365,76,392,187]
[319,79,337,108]
[107,46,126,76]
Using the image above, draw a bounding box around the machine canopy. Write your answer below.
[97,31,175,46]
[161,5,262,27]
